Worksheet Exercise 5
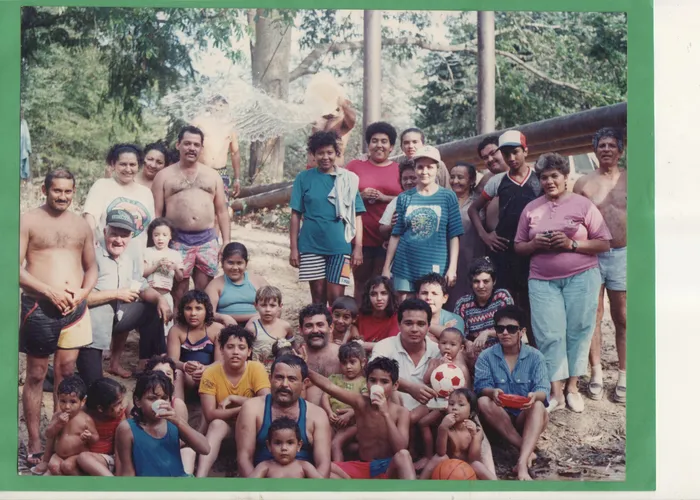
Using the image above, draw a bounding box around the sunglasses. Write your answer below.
[495,325,521,335]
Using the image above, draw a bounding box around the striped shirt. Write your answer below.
[453,289,514,344]
[390,186,464,282]
[474,344,550,400]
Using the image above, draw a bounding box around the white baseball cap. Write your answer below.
[412,145,441,163]
[498,130,528,150]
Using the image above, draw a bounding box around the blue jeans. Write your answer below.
[529,267,601,382]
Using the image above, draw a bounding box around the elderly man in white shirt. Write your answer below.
[370,297,496,474]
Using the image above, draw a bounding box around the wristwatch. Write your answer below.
[571,240,579,252]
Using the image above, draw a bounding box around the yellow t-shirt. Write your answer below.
[328,374,368,412]
[199,361,270,405]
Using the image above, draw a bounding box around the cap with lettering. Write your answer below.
[105,209,136,233]
[412,145,441,163]
[498,130,527,150]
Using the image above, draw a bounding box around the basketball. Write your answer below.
[430,363,466,398]
[432,459,477,480]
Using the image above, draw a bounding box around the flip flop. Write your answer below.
[587,380,604,401]
[614,384,626,403]
[25,452,44,467]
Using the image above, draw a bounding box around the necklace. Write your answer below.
[179,166,199,186]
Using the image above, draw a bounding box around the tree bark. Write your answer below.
[248,9,293,183]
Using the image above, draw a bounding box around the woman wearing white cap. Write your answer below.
[382,146,463,301]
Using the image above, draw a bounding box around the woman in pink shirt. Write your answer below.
[346,122,402,302]
[514,153,611,414]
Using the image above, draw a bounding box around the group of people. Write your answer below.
[19,111,627,481]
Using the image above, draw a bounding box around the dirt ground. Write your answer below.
[17,208,626,481]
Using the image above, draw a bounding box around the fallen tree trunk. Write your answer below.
[231,186,293,212]
[238,181,293,198]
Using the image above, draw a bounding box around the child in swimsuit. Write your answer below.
[77,378,127,476]
[205,242,269,326]
[114,371,210,477]
[245,286,293,371]
[143,218,184,334]
[166,290,223,402]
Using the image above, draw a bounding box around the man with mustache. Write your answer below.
[236,354,332,477]
[20,169,98,467]
[297,304,341,406]
[573,127,628,403]
[467,131,541,345]
[152,126,231,308]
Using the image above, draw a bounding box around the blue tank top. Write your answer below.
[217,273,257,316]
[180,327,215,365]
[127,418,186,477]
[254,394,312,465]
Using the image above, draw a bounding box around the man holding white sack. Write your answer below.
[305,73,357,168]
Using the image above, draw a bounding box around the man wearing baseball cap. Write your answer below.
[467,130,541,345]
[77,208,172,386]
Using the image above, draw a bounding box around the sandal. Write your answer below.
[587,380,604,401]
[614,384,626,403]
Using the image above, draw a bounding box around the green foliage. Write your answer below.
[415,11,628,144]
[22,7,247,123]
[22,43,167,204]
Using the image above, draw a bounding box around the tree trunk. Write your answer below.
[248,9,292,184]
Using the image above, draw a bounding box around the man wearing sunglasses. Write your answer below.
[473,305,549,481]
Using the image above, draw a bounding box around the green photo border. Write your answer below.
[1,0,654,492]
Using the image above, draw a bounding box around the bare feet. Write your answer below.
[527,452,537,468]
[31,461,48,475]
[107,364,132,379]
[514,463,532,481]
[413,457,429,471]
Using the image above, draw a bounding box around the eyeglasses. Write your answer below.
[495,325,521,335]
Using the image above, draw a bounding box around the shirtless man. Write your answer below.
[236,354,332,477]
[475,135,508,232]
[20,169,98,465]
[306,356,416,479]
[307,98,357,168]
[152,126,231,307]
[191,96,242,199]
[297,304,341,407]
[573,127,628,403]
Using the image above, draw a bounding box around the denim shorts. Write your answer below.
[598,247,626,292]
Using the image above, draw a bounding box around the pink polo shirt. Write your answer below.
[515,193,612,280]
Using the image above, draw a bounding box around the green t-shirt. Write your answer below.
[328,374,368,412]
[290,168,365,255]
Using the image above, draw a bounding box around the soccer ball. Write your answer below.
[430,363,466,398]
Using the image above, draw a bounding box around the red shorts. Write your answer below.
[334,458,392,479]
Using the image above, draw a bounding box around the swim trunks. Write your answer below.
[171,228,220,279]
[20,295,92,357]
[334,458,392,479]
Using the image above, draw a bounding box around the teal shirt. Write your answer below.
[438,309,465,336]
[290,168,366,255]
